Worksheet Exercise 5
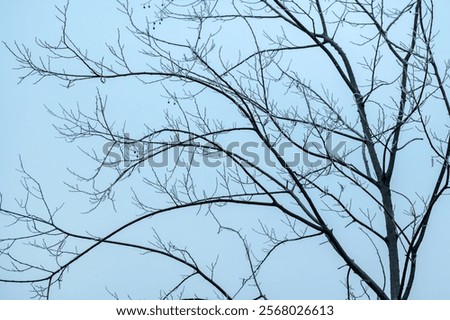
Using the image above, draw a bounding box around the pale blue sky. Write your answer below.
[1,1,450,299]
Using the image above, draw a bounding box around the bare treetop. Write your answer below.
[1,0,449,300]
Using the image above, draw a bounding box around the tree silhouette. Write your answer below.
[1,0,449,300]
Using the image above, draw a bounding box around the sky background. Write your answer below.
[1,1,450,299]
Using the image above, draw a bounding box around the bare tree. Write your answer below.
[1,0,449,300]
